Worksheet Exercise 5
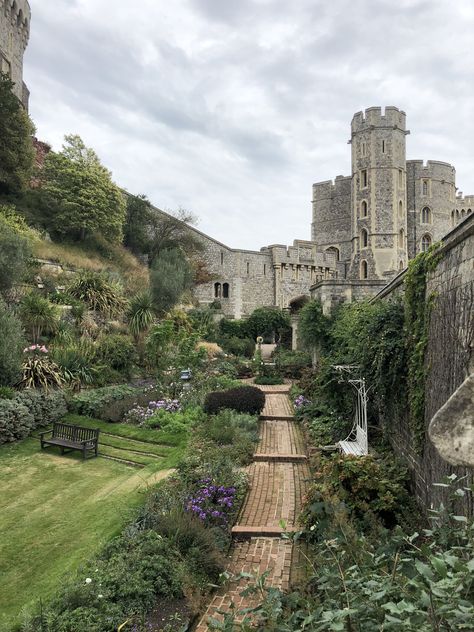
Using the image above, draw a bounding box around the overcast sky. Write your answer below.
[24,0,473,250]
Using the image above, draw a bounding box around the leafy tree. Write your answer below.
[150,248,193,314]
[0,299,25,386]
[298,299,329,349]
[0,72,35,194]
[41,135,126,242]
[0,213,32,298]
[123,194,155,256]
[245,307,290,341]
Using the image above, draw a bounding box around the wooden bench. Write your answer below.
[40,423,100,460]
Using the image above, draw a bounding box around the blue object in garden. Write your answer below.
[180,369,192,381]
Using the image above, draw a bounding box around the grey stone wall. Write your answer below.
[0,0,30,107]
[452,194,474,227]
[376,215,474,514]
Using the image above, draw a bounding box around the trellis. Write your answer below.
[333,365,370,456]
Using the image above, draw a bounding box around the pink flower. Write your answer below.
[40,346,48,353]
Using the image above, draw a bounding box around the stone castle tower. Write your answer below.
[0,0,31,108]
[311,106,471,311]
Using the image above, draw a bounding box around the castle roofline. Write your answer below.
[407,159,455,169]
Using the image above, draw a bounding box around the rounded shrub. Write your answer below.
[204,385,265,416]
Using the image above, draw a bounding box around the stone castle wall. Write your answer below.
[375,215,474,514]
[312,176,352,267]
[0,0,30,107]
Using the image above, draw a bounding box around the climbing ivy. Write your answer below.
[404,244,442,452]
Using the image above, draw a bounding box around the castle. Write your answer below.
[0,0,30,108]
[5,7,471,320]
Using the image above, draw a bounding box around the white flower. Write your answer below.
[98,594,103,599]
[85,578,92,584]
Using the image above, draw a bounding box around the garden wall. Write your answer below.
[375,215,474,514]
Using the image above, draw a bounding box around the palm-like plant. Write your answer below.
[19,293,59,343]
[67,272,128,316]
[127,292,155,340]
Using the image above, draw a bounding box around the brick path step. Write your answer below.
[256,419,306,456]
[231,525,299,537]
[261,393,294,418]
[253,453,308,462]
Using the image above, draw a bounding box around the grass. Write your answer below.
[0,416,187,629]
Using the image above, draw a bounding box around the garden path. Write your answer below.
[195,384,310,630]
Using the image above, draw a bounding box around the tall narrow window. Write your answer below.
[263,264,266,276]
[362,142,366,156]
[361,229,368,248]
[399,260,404,270]
[220,252,224,265]
[461,209,466,218]
[422,180,429,196]
[246,262,250,275]
[361,201,368,217]
[398,228,405,249]
[361,170,368,188]
[468,209,472,215]
[222,283,229,298]
[398,169,403,187]
[421,234,432,252]
[382,140,385,153]
[451,210,455,226]
[421,206,432,223]
[214,283,221,298]
[360,260,368,279]
[399,200,403,217]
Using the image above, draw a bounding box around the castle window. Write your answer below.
[468,209,472,215]
[421,206,432,223]
[360,260,368,279]
[382,140,385,153]
[399,260,404,271]
[361,170,368,189]
[456,209,460,221]
[461,209,466,218]
[422,180,429,196]
[451,210,455,226]
[421,234,432,252]
[263,264,266,275]
[398,169,403,187]
[361,201,367,217]
[246,262,250,275]
[399,200,403,217]
[362,142,366,156]
[214,282,221,298]
[222,283,229,299]
[220,252,224,265]
[361,229,368,248]
[398,228,405,249]
[325,246,340,261]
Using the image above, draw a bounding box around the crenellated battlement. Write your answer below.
[406,159,456,183]
[351,105,406,134]
[1,0,30,47]
[312,175,351,200]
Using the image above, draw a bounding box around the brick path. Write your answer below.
[195,389,310,630]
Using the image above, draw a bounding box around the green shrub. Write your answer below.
[19,293,60,343]
[0,389,67,444]
[146,406,205,433]
[0,215,32,298]
[254,375,285,385]
[69,384,140,418]
[0,385,15,399]
[204,385,265,416]
[274,348,312,378]
[93,334,137,376]
[19,353,65,390]
[51,340,99,389]
[0,299,25,386]
[67,271,127,316]
[217,335,255,358]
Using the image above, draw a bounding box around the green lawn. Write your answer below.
[0,418,187,629]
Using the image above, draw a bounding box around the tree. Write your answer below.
[0,213,32,298]
[0,299,25,386]
[41,135,126,242]
[124,194,155,256]
[298,300,329,348]
[0,72,35,194]
[150,248,193,314]
[246,307,290,341]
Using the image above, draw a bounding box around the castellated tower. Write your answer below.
[0,0,31,108]
[349,106,410,280]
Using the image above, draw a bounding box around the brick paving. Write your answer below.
[195,391,310,630]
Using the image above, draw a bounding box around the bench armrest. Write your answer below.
[39,429,53,438]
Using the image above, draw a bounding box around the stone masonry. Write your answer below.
[0,0,30,108]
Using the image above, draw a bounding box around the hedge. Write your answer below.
[0,390,67,444]
[204,385,265,416]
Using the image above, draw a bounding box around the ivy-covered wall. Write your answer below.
[378,215,474,514]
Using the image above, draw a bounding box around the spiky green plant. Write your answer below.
[127,292,155,340]
[19,293,59,343]
[67,272,128,316]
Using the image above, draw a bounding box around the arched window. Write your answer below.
[361,229,368,248]
[456,209,460,221]
[468,209,472,215]
[325,246,340,261]
[421,234,432,252]
[360,260,368,279]
[399,200,403,217]
[222,283,229,299]
[361,201,367,217]
[399,260,404,271]
[398,228,405,249]
[451,210,455,226]
[214,282,221,298]
[421,206,432,223]
[461,209,466,218]
[422,180,429,196]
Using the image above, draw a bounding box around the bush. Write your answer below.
[69,384,141,418]
[93,334,137,376]
[204,385,265,416]
[274,348,312,378]
[67,271,127,316]
[19,293,60,343]
[0,300,25,386]
[0,214,32,297]
[0,389,67,444]
[217,335,255,358]
[254,375,285,385]
[19,353,65,390]
[0,385,15,399]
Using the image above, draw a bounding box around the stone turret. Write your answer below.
[0,0,31,108]
[349,106,410,280]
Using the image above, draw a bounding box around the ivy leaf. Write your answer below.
[430,557,448,578]
[415,559,435,580]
